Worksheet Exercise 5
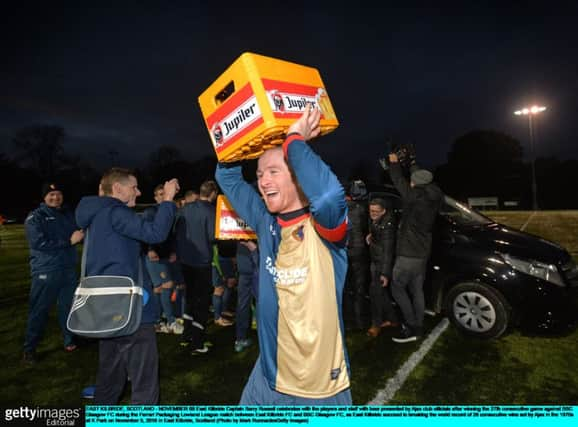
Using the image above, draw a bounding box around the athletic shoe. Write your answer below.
[392,324,417,343]
[221,310,235,318]
[176,317,184,325]
[81,385,96,399]
[234,338,252,353]
[214,317,234,327]
[167,321,184,335]
[191,345,210,355]
[22,351,37,365]
[155,322,169,333]
[64,344,78,352]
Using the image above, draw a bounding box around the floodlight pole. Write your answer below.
[527,114,538,211]
[514,105,546,211]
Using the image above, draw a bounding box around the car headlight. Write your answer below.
[502,254,565,287]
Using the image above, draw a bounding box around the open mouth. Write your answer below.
[265,191,279,201]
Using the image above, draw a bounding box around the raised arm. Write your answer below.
[283,106,347,239]
[388,153,411,199]
[111,202,176,244]
[215,162,269,232]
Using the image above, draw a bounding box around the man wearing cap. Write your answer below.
[388,153,443,343]
[23,182,85,364]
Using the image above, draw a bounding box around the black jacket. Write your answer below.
[346,198,369,259]
[389,162,443,258]
[368,210,397,278]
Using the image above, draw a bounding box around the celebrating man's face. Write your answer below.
[257,147,302,214]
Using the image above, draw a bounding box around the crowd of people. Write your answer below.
[20,106,442,405]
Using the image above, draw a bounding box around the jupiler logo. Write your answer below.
[211,96,261,148]
[268,91,319,113]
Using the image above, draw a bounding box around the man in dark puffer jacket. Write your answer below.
[366,198,399,337]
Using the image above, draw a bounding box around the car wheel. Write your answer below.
[444,282,510,339]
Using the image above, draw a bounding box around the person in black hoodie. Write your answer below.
[75,168,179,404]
[387,153,443,343]
[344,180,369,331]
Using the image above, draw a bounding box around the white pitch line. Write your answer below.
[366,318,450,405]
[520,211,537,231]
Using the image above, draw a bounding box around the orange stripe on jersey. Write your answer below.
[277,212,311,228]
[282,133,303,159]
[314,218,348,243]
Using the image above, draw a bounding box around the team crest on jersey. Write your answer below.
[291,225,304,241]
[330,368,341,380]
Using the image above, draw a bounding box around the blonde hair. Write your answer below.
[100,168,134,196]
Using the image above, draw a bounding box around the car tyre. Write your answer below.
[444,282,510,339]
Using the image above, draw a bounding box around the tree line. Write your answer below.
[1,125,577,220]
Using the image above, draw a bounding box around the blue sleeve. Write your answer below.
[25,212,71,251]
[110,202,176,244]
[143,206,156,221]
[215,162,269,232]
[284,138,347,230]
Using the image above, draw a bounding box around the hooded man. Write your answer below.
[75,168,179,404]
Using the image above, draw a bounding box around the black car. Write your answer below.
[368,188,578,339]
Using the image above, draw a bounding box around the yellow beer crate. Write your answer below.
[214,195,257,240]
[198,52,339,162]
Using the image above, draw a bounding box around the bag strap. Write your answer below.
[81,228,89,280]
[81,227,143,286]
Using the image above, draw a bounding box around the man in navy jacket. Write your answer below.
[23,182,84,364]
[175,180,218,353]
[75,168,179,404]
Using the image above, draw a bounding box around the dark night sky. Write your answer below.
[1,2,577,181]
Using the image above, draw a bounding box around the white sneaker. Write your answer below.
[167,321,184,335]
[155,322,169,333]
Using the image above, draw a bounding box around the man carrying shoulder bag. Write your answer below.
[75,168,179,405]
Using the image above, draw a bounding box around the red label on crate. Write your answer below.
[216,195,257,240]
[262,79,323,118]
[206,83,264,153]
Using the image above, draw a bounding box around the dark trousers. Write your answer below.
[181,264,212,348]
[236,271,258,340]
[391,256,427,329]
[24,268,76,352]
[95,324,159,405]
[344,256,369,329]
[369,262,398,327]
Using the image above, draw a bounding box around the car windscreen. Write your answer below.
[440,196,494,226]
